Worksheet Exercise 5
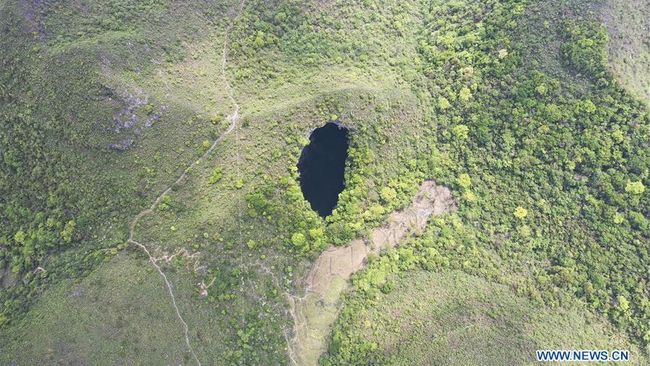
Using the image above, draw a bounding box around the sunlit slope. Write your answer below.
[324,0,649,363]
[1,0,431,363]
[0,254,196,365]
[1,0,648,364]
[602,0,650,104]
[324,270,645,365]
[0,81,425,364]
[0,0,240,324]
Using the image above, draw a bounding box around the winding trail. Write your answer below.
[126,1,245,365]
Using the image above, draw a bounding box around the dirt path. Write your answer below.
[287,181,455,365]
[126,1,245,365]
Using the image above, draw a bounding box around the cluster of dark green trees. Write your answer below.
[1,0,648,362]
[0,0,210,328]
[0,9,81,325]
[320,0,649,362]
[227,0,648,358]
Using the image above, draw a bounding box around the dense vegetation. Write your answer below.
[322,0,649,362]
[1,0,648,364]
[324,270,643,364]
[0,0,237,326]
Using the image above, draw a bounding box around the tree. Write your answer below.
[625,181,645,195]
[617,295,630,313]
[457,173,472,189]
[459,86,472,103]
[253,31,266,48]
[13,230,26,245]
[514,207,528,219]
[61,220,76,244]
[438,96,451,110]
[291,232,307,249]
[452,125,469,140]
[629,212,648,231]
[380,187,397,204]
[309,227,324,241]
[209,168,223,185]
[463,191,477,202]
[202,140,211,150]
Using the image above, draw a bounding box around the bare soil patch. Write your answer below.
[288,180,455,365]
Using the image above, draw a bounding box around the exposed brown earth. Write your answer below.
[288,180,456,365]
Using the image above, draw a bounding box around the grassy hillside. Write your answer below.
[0,0,238,321]
[324,270,645,365]
[0,0,648,364]
[325,0,649,362]
[2,0,434,363]
[1,253,198,365]
[601,0,650,105]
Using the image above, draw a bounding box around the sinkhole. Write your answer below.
[297,122,349,217]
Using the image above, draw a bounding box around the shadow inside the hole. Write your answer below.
[297,122,349,217]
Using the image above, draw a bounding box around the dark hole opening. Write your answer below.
[297,122,349,217]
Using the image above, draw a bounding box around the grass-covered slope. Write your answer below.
[324,270,644,365]
[0,0,238,321]
[601,0,650,105]
[0,0,649,364]
[2,0,434,363]
[326,0,649,362]
[1,253,197,365]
